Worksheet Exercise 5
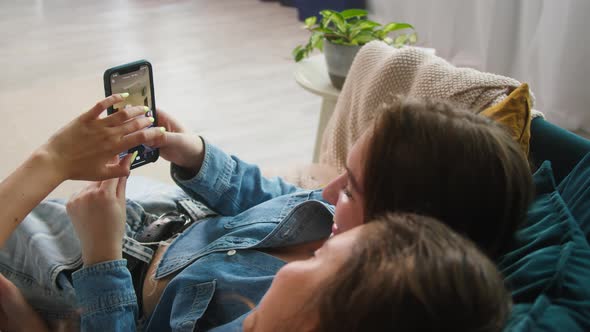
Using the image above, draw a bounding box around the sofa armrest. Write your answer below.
[530,117,590,183]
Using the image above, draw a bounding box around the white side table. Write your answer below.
[294,55,340,163]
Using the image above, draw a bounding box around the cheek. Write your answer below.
[263,263,316,307]
[334,197,364,232]
[257,265,321,331]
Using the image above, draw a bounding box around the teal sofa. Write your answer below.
[500,117,590,331]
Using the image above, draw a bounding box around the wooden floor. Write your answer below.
[0,0,320,197]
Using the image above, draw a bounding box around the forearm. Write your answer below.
[172,139,300,215]
[0,149,64,246]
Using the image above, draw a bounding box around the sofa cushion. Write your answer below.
[499,157,590,331]
[481,83,532,156]
[557,152,590,239]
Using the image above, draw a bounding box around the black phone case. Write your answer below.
[103,60,159,169]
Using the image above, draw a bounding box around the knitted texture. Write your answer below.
[319,41,540,172]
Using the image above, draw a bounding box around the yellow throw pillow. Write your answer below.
[481,83,532,156]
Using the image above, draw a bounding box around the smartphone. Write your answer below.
[104,60,159,169]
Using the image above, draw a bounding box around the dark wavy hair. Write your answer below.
[315,213,512,332]
[363,98,534,258]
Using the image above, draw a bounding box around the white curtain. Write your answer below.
[368,0,590,132]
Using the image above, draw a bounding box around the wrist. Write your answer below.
[181,134,205,169]
[82,245,122,266]
[28,147,67,185]
[173,135,205,179]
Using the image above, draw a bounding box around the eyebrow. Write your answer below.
[344,165,362,194]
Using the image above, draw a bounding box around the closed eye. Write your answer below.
[342,186,352,198]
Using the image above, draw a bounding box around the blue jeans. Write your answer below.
[0,176,199,324]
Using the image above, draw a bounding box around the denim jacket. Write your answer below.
[72,140,335,331]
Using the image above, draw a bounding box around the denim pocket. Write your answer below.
[170,280,216,331]
[0,199,82,320]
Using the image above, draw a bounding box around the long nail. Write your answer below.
[129,151,138,166]
[144,106,150,112]
[149,117,155,123]
[120,93,130,99]
[160,127,166,133]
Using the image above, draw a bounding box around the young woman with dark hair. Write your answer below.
[235,213,511,332]
[327,98,533,257]
[0,97,531,331]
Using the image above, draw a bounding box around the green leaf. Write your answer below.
[319,9,337,28]
[304,16,317,28]
[314,37,324,52]
[292,45,304,58]
[349,20,380,40]
[351,20,381,32]
[353,31,376,45]
[312,27,335,34]
[393,34,408,48]
[329,12,347,33]
[374,30,384,40]
[382,22,414,34]
[293,47,306,62]
[310,31,322,49]
[328,38,349,46]
[340,9,368,19]
[408,32,418,44]
[319,9,337,18]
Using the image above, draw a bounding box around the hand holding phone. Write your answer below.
[104,60,159,169]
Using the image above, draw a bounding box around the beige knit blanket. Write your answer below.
[319,41,539,172]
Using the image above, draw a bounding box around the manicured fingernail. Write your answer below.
[160,127,166,133]
[130,151,138,165]
[120,93,129,99]
[149,117,155,123]
[144,106,149,112]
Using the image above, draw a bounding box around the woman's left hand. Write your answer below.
[66,175,128,266]
[38,94,164,182]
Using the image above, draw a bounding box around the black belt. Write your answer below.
[124,211,195,315]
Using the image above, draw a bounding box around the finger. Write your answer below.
[99,177,120,195]
[117,115,154,136]
[103,151,136,179]
[70,181,99,199]
[116,126,167,153]
[83,94,128,120]
[100,105,149,127]
[116,174,128,198]
[157,109,187,133]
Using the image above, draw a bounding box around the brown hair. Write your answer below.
[316,213,512,332]
[363,98,533,258]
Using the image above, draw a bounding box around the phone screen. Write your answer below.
[109,64,157,167]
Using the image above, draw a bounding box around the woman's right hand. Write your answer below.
[38,94,165,182]
[146,110,205,173]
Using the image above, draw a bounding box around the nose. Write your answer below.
[322,177,339,205]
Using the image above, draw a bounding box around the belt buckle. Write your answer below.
[156,211,190,225]
[134,212,191,243]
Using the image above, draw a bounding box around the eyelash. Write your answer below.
[342,185,352,198]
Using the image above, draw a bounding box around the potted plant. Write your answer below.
[293,9,417,89]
